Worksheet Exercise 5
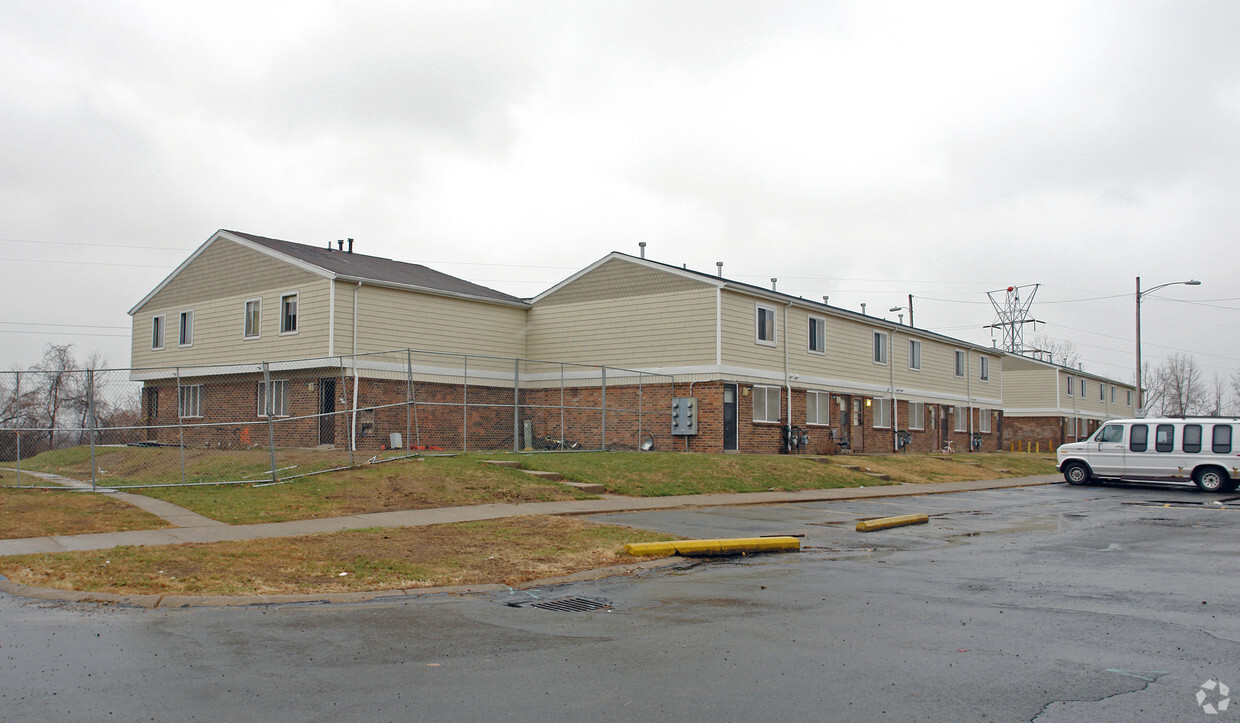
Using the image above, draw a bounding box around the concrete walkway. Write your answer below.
[0,474,1062,557]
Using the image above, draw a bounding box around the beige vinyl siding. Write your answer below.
[528,288,717,367]
[719,292,788,373]
[131,240,330,369]
[341,283,527,358]
[538,258,711,306]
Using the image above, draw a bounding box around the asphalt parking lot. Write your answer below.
[3,481,1239,721]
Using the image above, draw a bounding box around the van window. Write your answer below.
[1098,425,1124,443]
[1130,425,1148,452]
[1184,425,1202,453]
[1213,425,1233,454]
[1155,425,1174,453]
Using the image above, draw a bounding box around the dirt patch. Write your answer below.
[0,489,171,539]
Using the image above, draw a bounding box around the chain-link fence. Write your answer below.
[0,350,676,489]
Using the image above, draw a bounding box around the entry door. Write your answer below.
[318,379,336,446]
[723,383,738,451]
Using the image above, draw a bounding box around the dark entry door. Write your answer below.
[319,379,336,446]
[723,383,738,451]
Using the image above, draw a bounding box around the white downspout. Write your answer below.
[966,352,973,450]
[890,330,898,452]
[350,282,361,452]
[327,280,336,356]
[716,288,722,368]
[784,302,792,447]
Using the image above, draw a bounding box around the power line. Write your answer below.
[0,321,129,330]
[0,236,192,252]
[0,257,174,269]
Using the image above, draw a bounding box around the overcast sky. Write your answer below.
[3,1,1237,388]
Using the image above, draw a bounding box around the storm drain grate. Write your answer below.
[509,597,612,612]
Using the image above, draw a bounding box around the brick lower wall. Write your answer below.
[1003,415,1100,452]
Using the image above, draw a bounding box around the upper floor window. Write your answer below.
[954,350,966,377]
[979,356,989,382]
[908,339,922,371]
[281,293,299,334]
[1127,389,1132,406]
[1111,386,1116,404]
[151,315,165,350]
[873,331,888,365]
[178,310,194,347]
[244,299,261,339]
[756,304,777,346]
[808,316,825,354]
[806,390,829,426]
[1100,383,1105,401]
[1080,379,1087,398]
[1067,375,1074,397]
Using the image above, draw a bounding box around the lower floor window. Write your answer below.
[753,385,781,423]
[873,398,892,429]
[258,380,290,417]
[178,385,203,418]
[907,401,925,430]
[954,407,969,432]
[806,391,830,426]
[979,408,992,433]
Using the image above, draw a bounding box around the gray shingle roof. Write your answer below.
[227,231,525,305]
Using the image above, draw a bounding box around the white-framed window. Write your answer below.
[1080,379,1086,398]
[954,407,969,432]
[808,316,825,354]
[244,298,262,339]
[257,380,290,417]
[280,293,299,335]
[908,401,925,430]
[954,350,966,378]
[151,315,165,350]
[806,390,830,426]
[1111,386,1116,404]
[755,303,777,346]
[1127,389,1132,406]
[872,398,892,429]
[1100,383,1105,401]
[178,310,194,347]
[1067,375,1074,397]
[753,385,781,423]
[979,356,989,382]
[908,339,921,371]
[178,384,203,418]
[979,408,991,433]
[873,331,888,365]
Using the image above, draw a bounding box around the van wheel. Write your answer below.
[1194,467,1233,493]
[1063,461,1091,486]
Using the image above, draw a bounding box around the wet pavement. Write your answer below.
[3,481,1239,720]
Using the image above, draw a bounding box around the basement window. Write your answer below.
[258,380,290,417]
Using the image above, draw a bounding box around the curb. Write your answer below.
[0,558,687,609]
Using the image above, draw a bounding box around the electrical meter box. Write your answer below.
[671,396,698,436]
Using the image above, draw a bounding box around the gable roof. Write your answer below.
[130,230,526,315]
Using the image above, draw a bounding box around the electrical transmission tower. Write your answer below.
[986,284,1043,355]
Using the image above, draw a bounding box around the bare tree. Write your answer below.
[1209,371,1230,416]
[1031,334,1081,369]
[1157,352,1207,417]
[1140,361,1165,415]
[31,344,83,448]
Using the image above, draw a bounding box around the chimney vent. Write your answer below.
[716,261,723,278]
[347,238,354,254]
[770,278,777,291]
[337,239,343,251]
[639,241,646,259]
[861,303,867,315]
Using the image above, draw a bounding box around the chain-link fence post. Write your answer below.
[87,369,97,491]
[601,366,607,450]
[462,355,469,453]
[405,350,413,457]
[339,358,352,467]
[559,362,566,446]
[638,371,644,444]
[176,367,186,484]
[263,362,277,483]
[512,359,520,453]
[14,371,21,485]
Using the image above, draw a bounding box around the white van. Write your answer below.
[1056,417,1240,492]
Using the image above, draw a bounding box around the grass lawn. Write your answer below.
[0,516,679,596]
[0,488,171,539]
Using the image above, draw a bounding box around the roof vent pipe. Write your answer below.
[822,295,829,305]
[337,239,343,251]
[771,278,778,291]
[716,261,723,277]
[639,241,646,259]
[347,238,354,254]
[861,303,867,315]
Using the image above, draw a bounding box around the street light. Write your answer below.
[889,294,914,326]
[1135,276,1201,413]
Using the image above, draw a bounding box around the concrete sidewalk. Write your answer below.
[0,475,1062,557]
